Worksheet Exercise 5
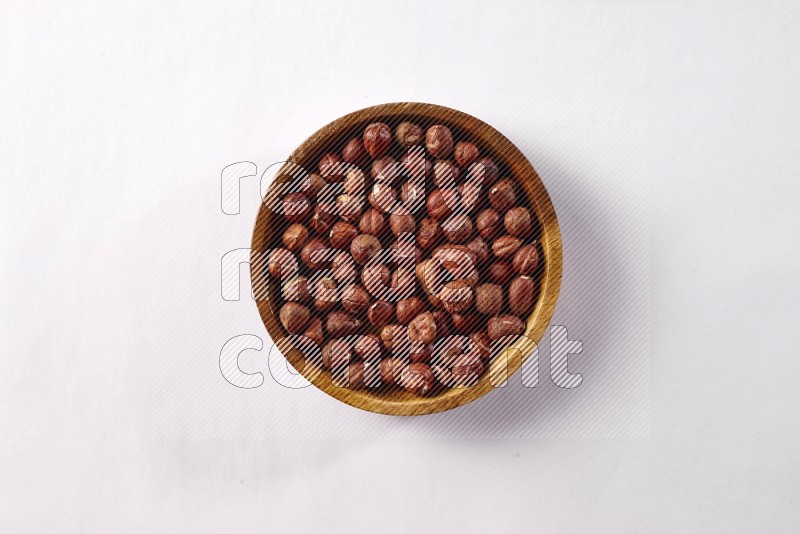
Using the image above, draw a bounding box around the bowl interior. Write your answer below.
[252,102,562,415]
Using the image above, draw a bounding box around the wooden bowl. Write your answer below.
[251,102,562,415]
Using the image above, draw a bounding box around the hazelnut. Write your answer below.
[509,276,536,315]
[437,341,464,367]
[399,363,435,395]
[441,214,473,244]
[470,331,492,359]
[313,277,338,311]
[432,160,460,188]
[389,212,416,236]
[283,276,311,303]
[488,179,516,211]
[309,205,337,233]
[329,221,358,249]
[303,173,327,200]
[368,300,395,326]
[466,236,489,264]
[395,121,424,147]
[282,223,309,252]
[476,208,501,239]
[302,317,324,347]
[409,343,433,364]
[300,237,331,270]
[282,192,311,222]
[363,122,392,158]
[439,280,475,314]
[389,238,422,265]
[431,243,478,265]
[416,258,441,295]
[400,149,432,180]
[467,157,499,185]
[390,267,416,298]
[492,235,522,259]
[408,311,437,343]
[350,234,382,264]
[343,168,366,195]
[451,313,480,333]
[487,261,514,284]
[353,334,382,360]
[457,181,482,213]
[396,296,425,324]
[475,283,503,315]
[454,141,480,168]
[504,207,534,237]
[431,246,479,284]
[341,284,371,314]
[342,137,368,167]
[279,303,310,334]
[428,293,443,309]
[450,354,485,386]
[380,357,407,386]
[400,179,426,205]
[331,251,357,284]
[417,217,443,249]
[487,314,525,340]
[368,183,398,211]
[426,188,455,220]
[513,243,539,275]
[319,152,343,182]
[358,208,387,236]
[335,193,363,223]
[425,125,454,158]
[371,156,396,179]
[265,249,298,280]
[334,361,367,390]
[322,338,352,370]
[361,264,391,293]
[432,309,452,338]
[325,310,362,338]
[380,324,408,351]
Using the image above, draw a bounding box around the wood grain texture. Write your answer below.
[251,102,563,416]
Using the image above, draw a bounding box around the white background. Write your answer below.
[2,1,799,532]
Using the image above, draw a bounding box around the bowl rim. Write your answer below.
[251,102,563,416]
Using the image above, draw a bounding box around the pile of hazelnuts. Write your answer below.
[267,120,541,396]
